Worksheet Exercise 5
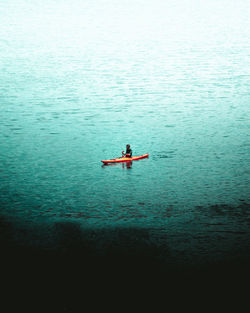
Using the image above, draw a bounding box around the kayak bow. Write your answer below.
[101,153,149,164]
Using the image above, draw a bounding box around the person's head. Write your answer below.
[126,144,130,149]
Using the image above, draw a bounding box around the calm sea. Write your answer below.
[0,0,250,267]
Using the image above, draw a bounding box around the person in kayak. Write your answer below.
[122,144,132,157]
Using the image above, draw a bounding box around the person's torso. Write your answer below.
[126,148,132,157]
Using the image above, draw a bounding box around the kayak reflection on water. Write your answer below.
[123,161,132,169]
[102,161,132,169]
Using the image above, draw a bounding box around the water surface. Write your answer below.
[1,0,250,267]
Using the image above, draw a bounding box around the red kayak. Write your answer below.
[101,153,149,164]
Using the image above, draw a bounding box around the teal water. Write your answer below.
[1,1,250,264]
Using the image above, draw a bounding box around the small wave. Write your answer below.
[153,150,176,160]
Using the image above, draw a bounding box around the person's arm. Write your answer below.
[122,150,132,157]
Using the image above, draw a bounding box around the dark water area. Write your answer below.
[1,207,250,312]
